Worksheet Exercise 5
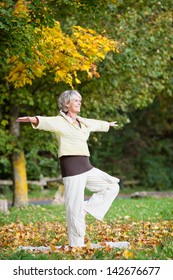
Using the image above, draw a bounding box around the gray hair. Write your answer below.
[58,90,82,112]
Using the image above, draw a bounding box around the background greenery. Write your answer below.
[0,0,172,192]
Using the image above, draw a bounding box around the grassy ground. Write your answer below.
[0,195,173,260]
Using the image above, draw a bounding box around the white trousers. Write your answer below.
[63,167,120,247]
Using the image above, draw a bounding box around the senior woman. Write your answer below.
[17,90,120,247]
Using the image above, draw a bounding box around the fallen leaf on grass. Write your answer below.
[50,244,57,252]
[123,249,134,259]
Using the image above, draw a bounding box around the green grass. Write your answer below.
[0,197,173,260]
[0,188,57,201]
[106,196,173,222]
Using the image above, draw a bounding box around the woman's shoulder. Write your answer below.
[38,115,63,122]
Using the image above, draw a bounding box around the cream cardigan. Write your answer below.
[32,111,110,158]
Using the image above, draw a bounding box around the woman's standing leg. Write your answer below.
[84,168,120,221]
[63,173,87,247]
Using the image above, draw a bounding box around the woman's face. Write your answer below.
[67,95,81,114]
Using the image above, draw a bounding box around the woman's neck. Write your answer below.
[67,111,78,121]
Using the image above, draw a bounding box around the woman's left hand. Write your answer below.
[109,121,118,127]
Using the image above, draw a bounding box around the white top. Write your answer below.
[32,111,110,158]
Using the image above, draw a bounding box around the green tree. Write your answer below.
[0,0,55,206]
[0,0,118,206]
[43,0,173,191]
[1,0,172,201]
[71,0,173,188]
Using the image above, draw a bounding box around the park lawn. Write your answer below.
[0,197,172,260]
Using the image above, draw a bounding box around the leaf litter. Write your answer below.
[0,217,172,259]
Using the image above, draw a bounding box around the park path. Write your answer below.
[7,191,173,207]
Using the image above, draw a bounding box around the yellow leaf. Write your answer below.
[123,250,134,259]
[75,78,81,84]
[50,244,57,252]
[85,241,91,249]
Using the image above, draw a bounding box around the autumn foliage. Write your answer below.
[0,215,172,260]
[5,1,118,88]
[0,197,173,260]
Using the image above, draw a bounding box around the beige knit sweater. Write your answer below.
[32,111,110,158]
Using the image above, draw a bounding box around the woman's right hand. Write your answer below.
[16,116,38,125]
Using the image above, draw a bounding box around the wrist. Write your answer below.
[29,117,38,125]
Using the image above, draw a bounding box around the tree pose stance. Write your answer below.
[17,90,120,247]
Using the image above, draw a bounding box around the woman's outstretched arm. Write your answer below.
[16,116,39,126]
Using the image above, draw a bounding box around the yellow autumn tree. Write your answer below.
[2,0,119,207]
[6,22,118,88]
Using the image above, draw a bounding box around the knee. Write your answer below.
[111,182,120,196]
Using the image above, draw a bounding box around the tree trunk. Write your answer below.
[12,151,28,207]
[9,103,28,207]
